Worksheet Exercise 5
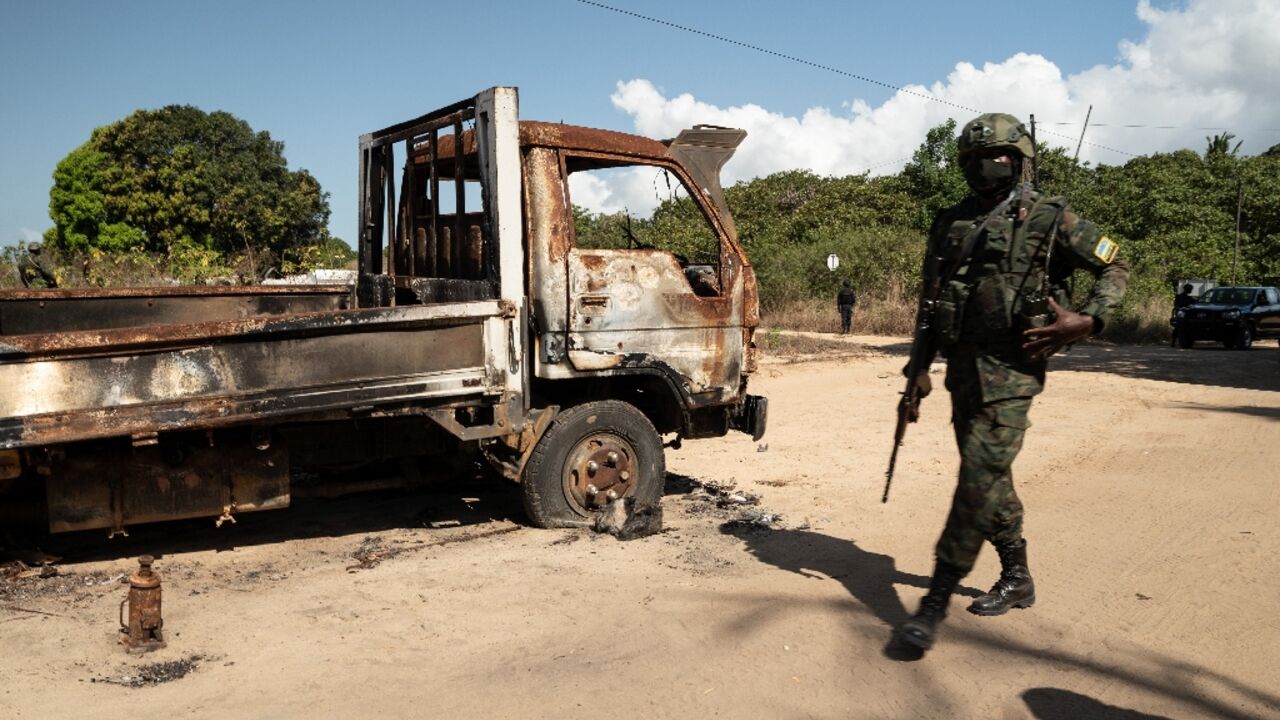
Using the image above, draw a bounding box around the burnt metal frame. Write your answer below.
[560,151,731,295]
[358,97,492,306]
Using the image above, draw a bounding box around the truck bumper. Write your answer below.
[730,394,768,441]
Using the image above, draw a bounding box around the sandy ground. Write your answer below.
[2,336,1278,720]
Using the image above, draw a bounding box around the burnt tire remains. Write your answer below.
[522,400,664,528]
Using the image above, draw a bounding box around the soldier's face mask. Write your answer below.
[963,153,1018,195]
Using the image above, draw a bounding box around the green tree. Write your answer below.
[1204,131,1242,157]
[46,106,331,269]
[900,118,968,229]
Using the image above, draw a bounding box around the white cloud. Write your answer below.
[567,156,704,218]
[577,0,1279,214]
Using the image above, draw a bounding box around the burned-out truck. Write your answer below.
[0,87,766,536]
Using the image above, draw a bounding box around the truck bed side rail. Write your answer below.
[0,300,513,449]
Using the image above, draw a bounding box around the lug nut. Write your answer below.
[619,471,630,481]
[606,489,619,500]
[606,451,620,466]
[587,460,599,476]
[586,484,599,496]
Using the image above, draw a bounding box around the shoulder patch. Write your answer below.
[1093,236,1118,264]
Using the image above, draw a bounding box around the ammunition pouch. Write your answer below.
[1014,292,1053,333]
[966,273,1015,334]
[933,280,970,345]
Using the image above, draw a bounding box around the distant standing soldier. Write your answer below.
[17,243,57,289]
[1171,283,1196,345]
[837,280,857,334]
[1174,283,1196,309]
[896,113,1129,651]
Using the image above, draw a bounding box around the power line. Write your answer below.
[574,0,980,116]
[859,156,916,173]
[1044,122,1280,132]
[1035,126,1134,157]
[579,1,1228,158]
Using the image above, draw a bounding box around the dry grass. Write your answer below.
[762,277,917,337]
[1103,294,1174,345]
[761,277,1175,346]
[755,330,871,362]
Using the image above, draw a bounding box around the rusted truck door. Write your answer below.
[560,153,747,406]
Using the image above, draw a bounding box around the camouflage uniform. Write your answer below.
[898,113,1128,651]
[925,188,1129,572]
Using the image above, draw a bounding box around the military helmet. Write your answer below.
[956,113,1035,160]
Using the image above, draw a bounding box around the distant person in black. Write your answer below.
[837,280,856,334]
[1171,283,1196,346]
[1174,283,1196,309]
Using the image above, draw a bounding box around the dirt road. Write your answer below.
[3,337,1278,719]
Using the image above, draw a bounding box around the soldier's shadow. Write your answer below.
[721,526,983,660]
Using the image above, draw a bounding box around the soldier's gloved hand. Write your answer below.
[1022,298,1095,361]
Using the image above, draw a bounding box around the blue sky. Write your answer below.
[3,0,1275,249]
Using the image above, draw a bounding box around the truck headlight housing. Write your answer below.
[1223,309,1240,319]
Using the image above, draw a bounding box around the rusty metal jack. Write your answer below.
[215,504,237,528]
[119,555,165,653]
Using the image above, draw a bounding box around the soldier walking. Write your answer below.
[896,113,1129,651]
[837,280,857,334]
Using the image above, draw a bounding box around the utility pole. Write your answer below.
[1065,105,1092,197]
[1232,178,1243,286]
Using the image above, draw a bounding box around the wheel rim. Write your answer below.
[562,432,638,514]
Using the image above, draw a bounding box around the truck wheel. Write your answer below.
[1237,324,1253,350]
[521,400,664,528]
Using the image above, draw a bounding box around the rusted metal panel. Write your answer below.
[0,286,352,336]
[0,449,19,479]
[519,122,670,159]
[0,300,504,358]
[523,148,572,347]
[1,322,490,449]
[562,248,744,400]
[4,370,492,451]
[0,285,351,302]
[1,301,512,449]
[45,440,289,533]
[665,127,748,244]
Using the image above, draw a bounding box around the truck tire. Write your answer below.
[521,400,664,528]
[1237,324,1253,350]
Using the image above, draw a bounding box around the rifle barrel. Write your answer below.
[883,443,899,503]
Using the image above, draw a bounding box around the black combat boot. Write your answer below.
[967,538,1035,616]
[898,562,964,650]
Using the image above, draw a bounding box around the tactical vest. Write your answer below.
[932,189,1066,348]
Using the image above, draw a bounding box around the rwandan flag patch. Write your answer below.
[1093,236,1118,263]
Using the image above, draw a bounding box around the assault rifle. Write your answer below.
[883,286,940,502]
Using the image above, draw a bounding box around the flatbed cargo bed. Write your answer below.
[0,296,512,449]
